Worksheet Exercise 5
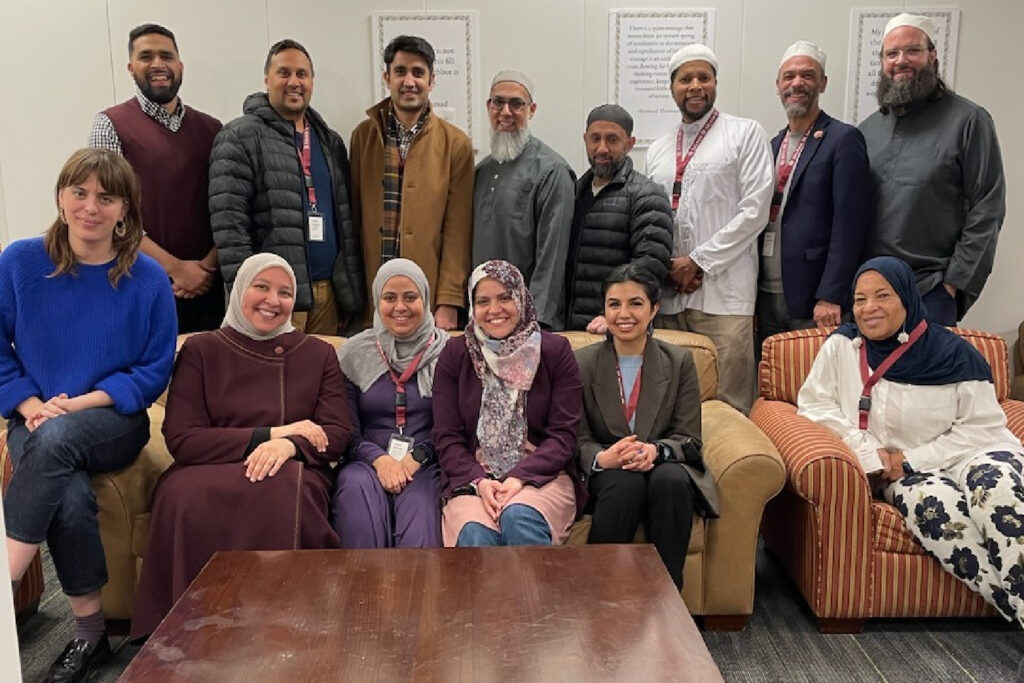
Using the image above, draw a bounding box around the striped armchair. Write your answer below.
[751,326,1024,633]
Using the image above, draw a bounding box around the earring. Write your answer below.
[897,324,909,344]
[58,207,66,224]
[114,220,127,239]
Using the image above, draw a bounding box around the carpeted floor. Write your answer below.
[16,541,1024,682]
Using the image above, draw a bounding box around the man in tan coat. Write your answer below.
[349,35,474,329]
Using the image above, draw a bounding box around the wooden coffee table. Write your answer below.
[120,544,722,682]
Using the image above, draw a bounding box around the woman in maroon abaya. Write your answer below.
[130,253,351,639]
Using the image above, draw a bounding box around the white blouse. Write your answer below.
[797,334,1023,485]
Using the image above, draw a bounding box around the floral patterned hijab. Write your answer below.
[464,260,542,478]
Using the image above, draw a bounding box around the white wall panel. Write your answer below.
[0,0,1019,340]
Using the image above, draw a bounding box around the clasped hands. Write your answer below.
[595,435,657,472]
[873,447,907,482]
[668,256,703,294]
[243,419,328,483]
[373,454,422,495]
[22,394,74,432]
[169,257,216,299]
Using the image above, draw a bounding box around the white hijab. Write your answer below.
[221,253,298,340]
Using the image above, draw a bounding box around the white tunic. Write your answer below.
[644,110,774,316]
[797,334,1023,485]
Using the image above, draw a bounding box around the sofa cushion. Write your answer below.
[871,501,925,555]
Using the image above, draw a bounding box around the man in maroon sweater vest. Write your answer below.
[89,23,223,332]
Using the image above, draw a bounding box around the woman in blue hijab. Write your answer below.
[798,256,1024,628]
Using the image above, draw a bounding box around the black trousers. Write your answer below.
[175,271,226,334]
[587,464,694,589]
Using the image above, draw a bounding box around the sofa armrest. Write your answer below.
[749,398,874,618]
[93,404,173,619]
[698,399,784,615]
[1001,398,1024,440]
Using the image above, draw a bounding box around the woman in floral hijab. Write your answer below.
[432,260,587,546]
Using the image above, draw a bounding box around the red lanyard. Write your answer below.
[615,362,643,426]
[296,120,318,210]
[768,126,813,222]
[375,335,434,433]
[671,109,719,211]
[857,319,928,429]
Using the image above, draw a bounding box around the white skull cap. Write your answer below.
[668,44,718,77]
[779,40,826,72]
[883,13,938,43]
[491,69,534,99]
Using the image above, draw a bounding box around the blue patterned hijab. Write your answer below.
[833,257,992,385]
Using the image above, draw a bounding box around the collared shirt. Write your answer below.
[472,135,575,330]
[388,105,430,160]
[645,110,774,316]
[88,90,186,154]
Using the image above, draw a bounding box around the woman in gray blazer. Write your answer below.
[575,264,719,589]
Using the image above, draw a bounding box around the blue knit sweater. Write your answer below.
[0,237,177,418]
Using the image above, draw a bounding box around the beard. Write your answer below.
[134,71,181,105]
[589,153,626,180]
[780,86,818,118]
[489,127,531,163]
[876,63,938,109]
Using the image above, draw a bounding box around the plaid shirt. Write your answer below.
[389,105,430,160]
[88,90,186,154]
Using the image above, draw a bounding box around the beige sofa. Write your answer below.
[5,329,784,631]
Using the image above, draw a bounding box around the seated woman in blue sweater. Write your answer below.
[1,148,176,682]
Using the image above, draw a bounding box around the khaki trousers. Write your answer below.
[656,310,755,414]
[291,280,339,335]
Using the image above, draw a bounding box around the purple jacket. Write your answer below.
[432,331,587,514]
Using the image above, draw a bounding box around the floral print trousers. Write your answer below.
[884,451,1024,626]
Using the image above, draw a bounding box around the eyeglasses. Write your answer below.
[882,46,929,62]
[487,96,530,113]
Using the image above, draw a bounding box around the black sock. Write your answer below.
[73,609,106,645]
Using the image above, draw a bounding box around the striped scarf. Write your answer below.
[380,106,430,263]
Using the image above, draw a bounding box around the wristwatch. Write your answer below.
[411,445,430,464]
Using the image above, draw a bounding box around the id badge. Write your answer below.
[387,433,415,461]
[308,213,325,242]
[763,230,776,257]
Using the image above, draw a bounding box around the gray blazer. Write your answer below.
[575,338,719,518]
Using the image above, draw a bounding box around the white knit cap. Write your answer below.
[779,40,826,72]
[491,69,534,99]
[668,44,718,77]
[883,13,937,43]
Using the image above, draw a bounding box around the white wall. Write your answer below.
[0,0,1020,340]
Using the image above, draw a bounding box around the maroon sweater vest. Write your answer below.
[105,98,221,260]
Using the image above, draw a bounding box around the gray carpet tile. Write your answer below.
[16,542,1024,682]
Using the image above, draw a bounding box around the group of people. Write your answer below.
[2,10,1018,683]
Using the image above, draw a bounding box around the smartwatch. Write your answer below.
[411,445,430,465]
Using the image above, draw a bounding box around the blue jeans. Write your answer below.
[4,408,149,595]
[455,503,553,546]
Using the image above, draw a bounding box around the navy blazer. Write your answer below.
[765,110,871,318]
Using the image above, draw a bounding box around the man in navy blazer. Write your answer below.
[756,41,870,353]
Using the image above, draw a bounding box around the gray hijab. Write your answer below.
[338,259,448,397]
[221,253,298,340]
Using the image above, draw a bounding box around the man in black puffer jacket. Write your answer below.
[210,39,364,333]
[566,105,673,331]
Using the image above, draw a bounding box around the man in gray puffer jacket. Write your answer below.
[210,39,364,333]
[565,104,673,331]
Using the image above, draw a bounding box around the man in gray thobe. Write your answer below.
[859,13,1005,325]
[472,69,575,330]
